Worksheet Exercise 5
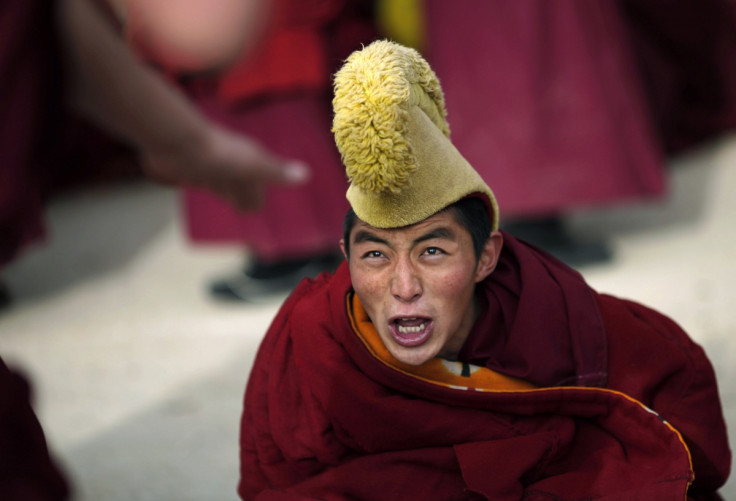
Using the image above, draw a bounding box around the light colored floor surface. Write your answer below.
[1,133,734,500]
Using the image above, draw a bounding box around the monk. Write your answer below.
[238,40,730,500]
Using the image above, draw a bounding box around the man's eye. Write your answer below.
[424,247,444,256]
[362,250,384,259]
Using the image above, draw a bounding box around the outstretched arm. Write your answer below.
[57,0,308,210]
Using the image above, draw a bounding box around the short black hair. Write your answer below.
[342,197,491,261]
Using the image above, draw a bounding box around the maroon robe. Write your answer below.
[183,93,349,260]
[0,0,136,269]
[239,232,730,500]
[180,0,376,261]
[422,0,666,218]
[0,0,63,267]
[619,0,736,154]
[0,360,70,500]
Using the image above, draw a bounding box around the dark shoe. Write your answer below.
[0,282,11,311]
[210,253,344,302]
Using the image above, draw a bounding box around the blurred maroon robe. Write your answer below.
[0,0,62,267]
[0,0,136,269]
[180,0,376,261]
[423,0,736,220]
[423,0,667,218]
[0,360,70,500]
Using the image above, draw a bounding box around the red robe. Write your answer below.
[0,360,70,500]
[239,232,730,500]
[0,0,62,267]
[0,0,135,268]
[422,0,666,218]
[421,0,736,218]
[177,0,376,260]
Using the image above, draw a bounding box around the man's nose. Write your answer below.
[391,257,422,302]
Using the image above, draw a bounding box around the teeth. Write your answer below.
[397,322,426,334]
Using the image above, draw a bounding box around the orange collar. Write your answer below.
[347,292,536,392]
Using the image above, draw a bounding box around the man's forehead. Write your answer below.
[350,211,460,242]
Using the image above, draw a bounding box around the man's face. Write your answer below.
[341,211,501,366]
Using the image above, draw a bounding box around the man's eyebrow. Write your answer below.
[412,227,455,245]
[352,230,389,246]
[351,227,455,247]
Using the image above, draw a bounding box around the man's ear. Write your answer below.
[339,239,348,261]
[475,231,503,283]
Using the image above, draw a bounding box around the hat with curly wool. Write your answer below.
[332,40,498,230]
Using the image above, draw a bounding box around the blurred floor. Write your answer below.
[0,133,734,500]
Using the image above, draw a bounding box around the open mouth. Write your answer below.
[389,317,432,347]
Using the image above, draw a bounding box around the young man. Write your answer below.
[238,41,730,500]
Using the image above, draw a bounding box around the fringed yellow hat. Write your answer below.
[332,40,499,230]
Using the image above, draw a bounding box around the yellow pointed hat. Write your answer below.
[332,40,499,230]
